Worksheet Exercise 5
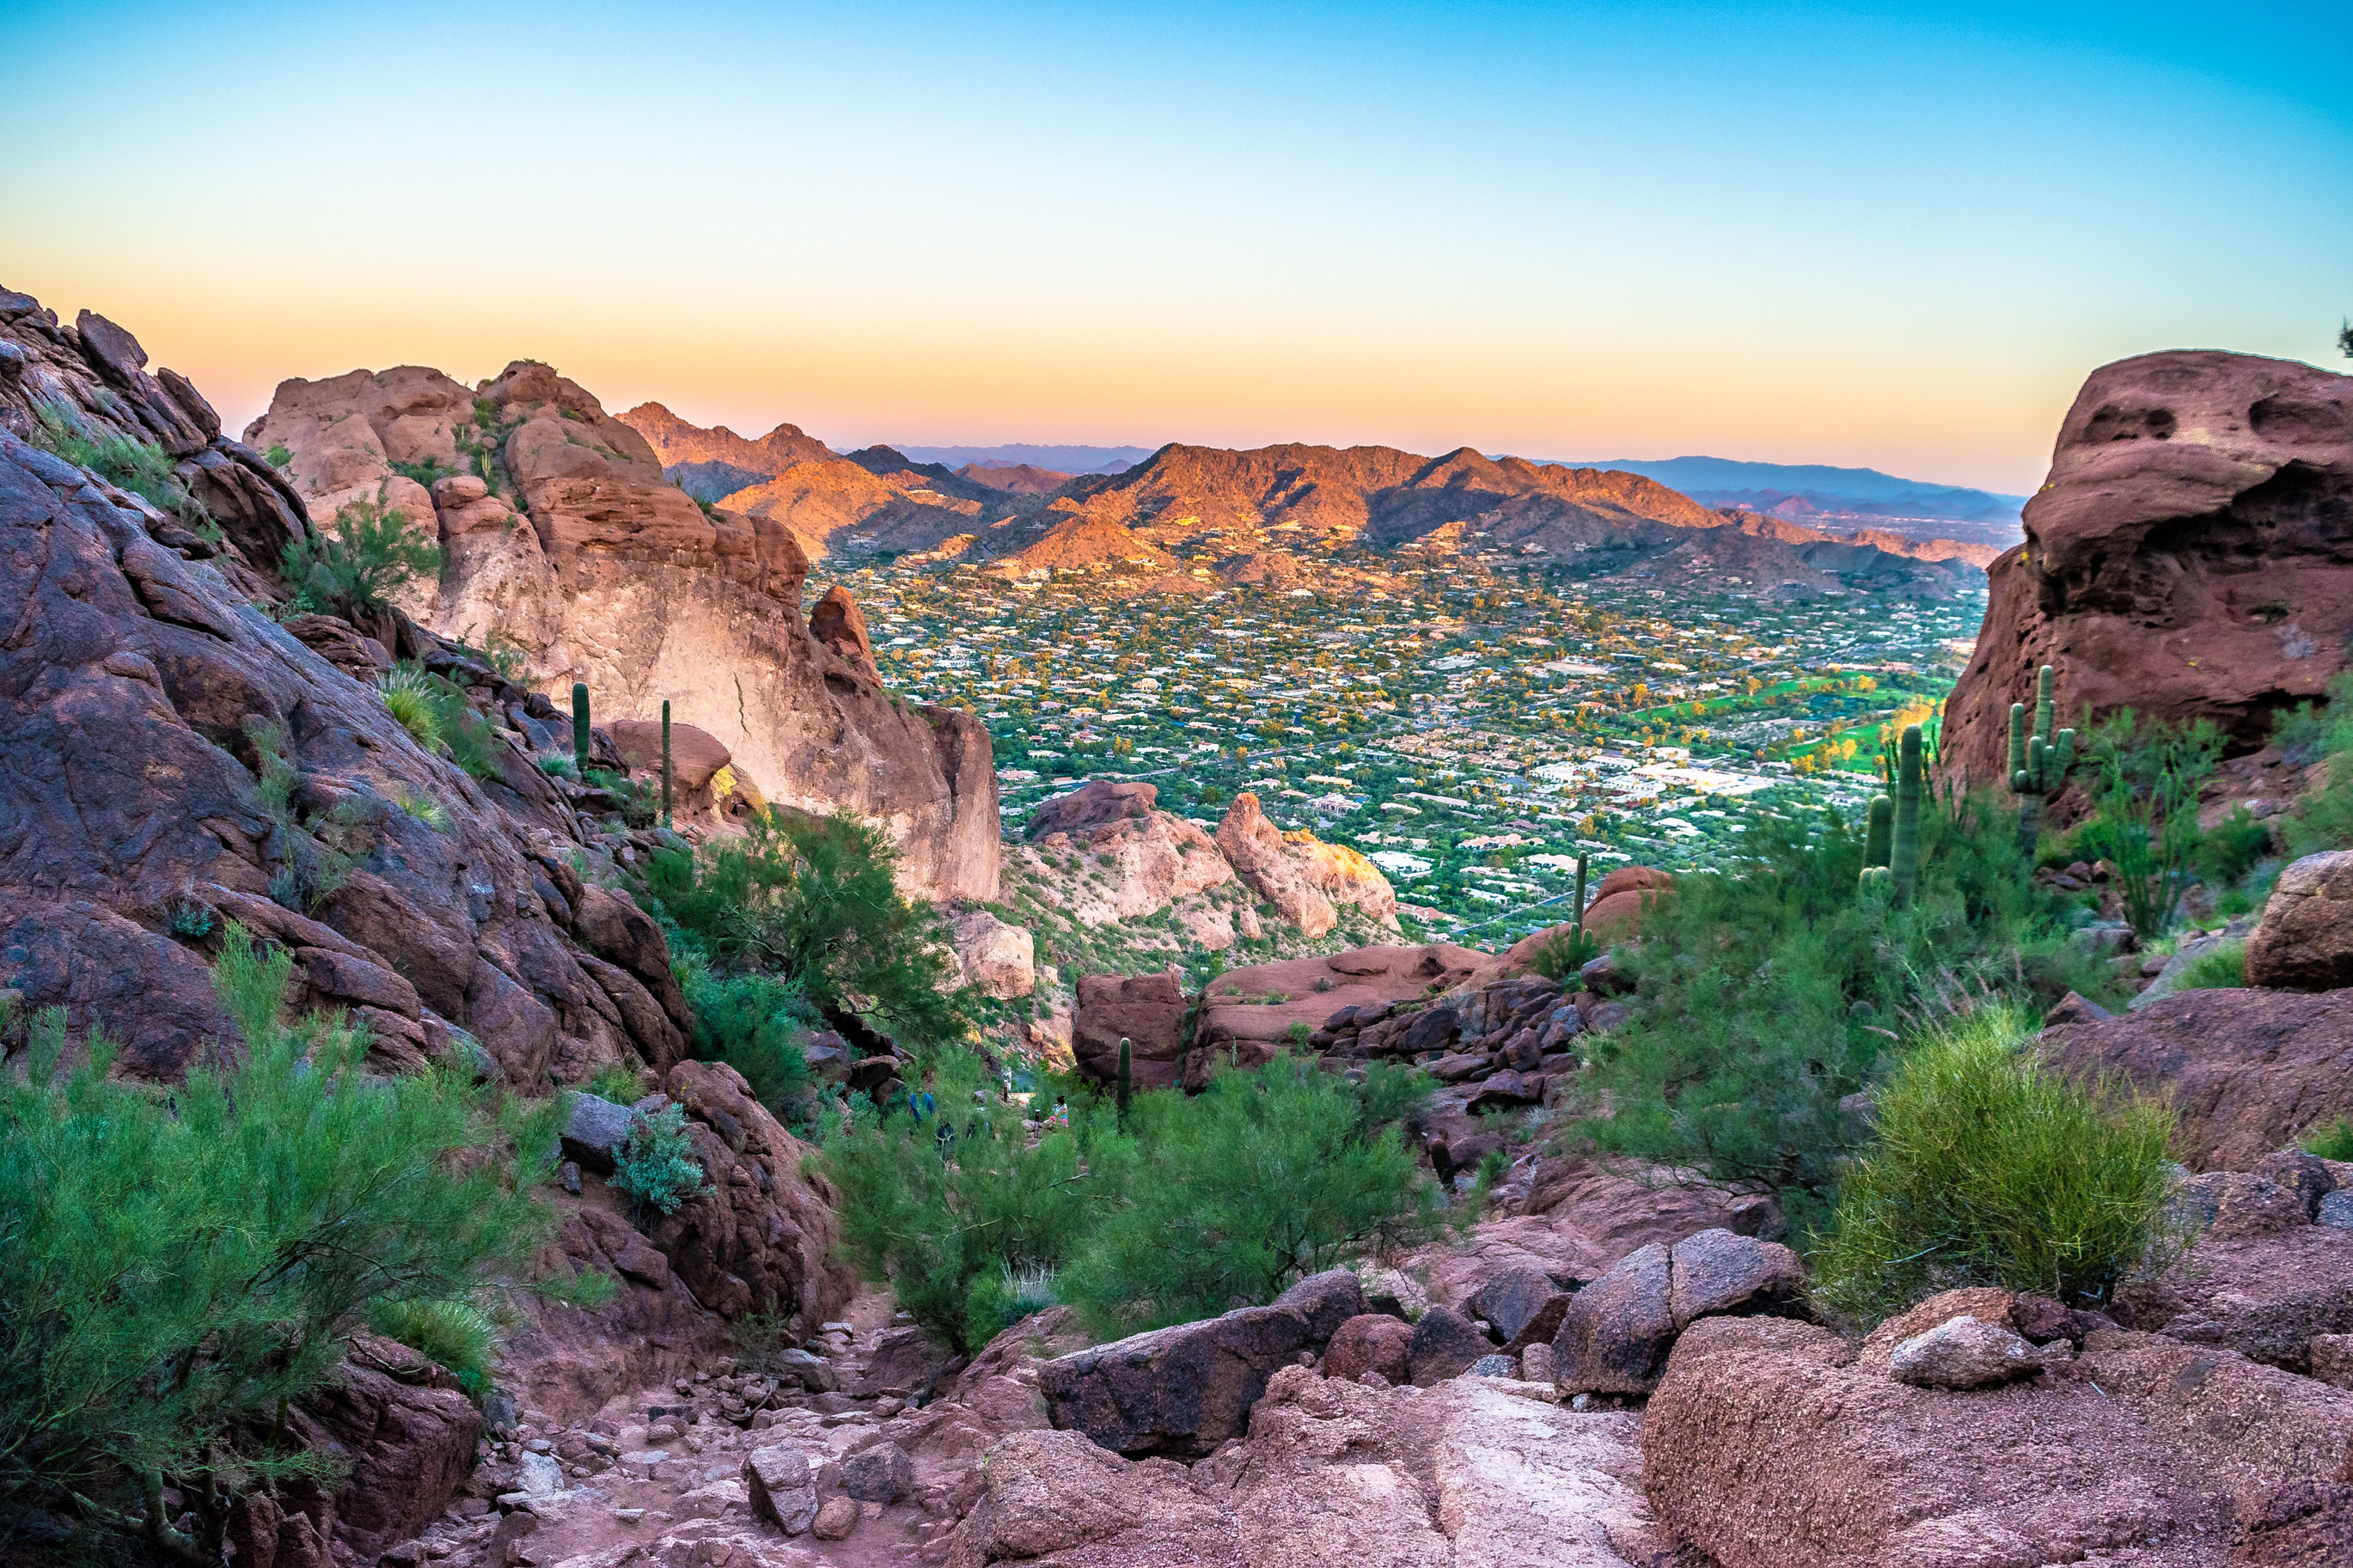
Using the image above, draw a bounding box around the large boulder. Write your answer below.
[1940,351,2353,797]
[1070,969,1189,1089]
[1038,1301,1312,1456]
[284,1334,484,1564]
[2117,1222,2353,1371]
[1552,1230,1810,1396]
[1322,1315,1413,1384]
[1642,1314,2353,1568]
[1407,1304,1494,1386]
[1024,778,1160,839]
[606,717,767,827]
[2038,985,2353,1168]
[2249,851,2353,991]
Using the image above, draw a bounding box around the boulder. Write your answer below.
[851,1326,958,1399]
[1886,1315,2048,1389]
[2115,1223,2353,1370]
[1271,1269,1367,1344]
[1470,1266,1568,1346]
[2249,851,2353,991]
[1070,970,1189,1089]
[1664,1228,1809,1327]
[1408,1304,1494,1386]
[742,1444,818,1534]
[810,1497,860,1540]
[1038,1301,1311,1455]
[950,907,1036,999]
[2038,985,2353,1168]
[1643,1314,2353,1568]
[283,1334,485,1564]
[559,1091,634,1174]
[1940,351,2353,801]
[1322,1315,1412,1384]
[1856,1286,2020,1366]
[1551,1243,1676,1395]
[840,1442,913,1503]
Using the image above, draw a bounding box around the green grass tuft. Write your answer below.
[1812,1005,2180,1318]
[367,1296,504,1402]
[2171,940,2246,991]
[2301,1119,2353,1162]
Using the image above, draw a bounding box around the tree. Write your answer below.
[279,498,442,621]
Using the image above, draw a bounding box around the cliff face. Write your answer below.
[247,362,999,901]
[1942,351,2353,794]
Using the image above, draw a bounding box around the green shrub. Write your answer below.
[1812,1005,2179,1319]
[366,1296,504,1402]
[264,443,294,469]
[0,924,601,1561]
[2197,806,2273,889]
[279,498,442,620]
[29,400,199,522]
[964,1264,1063,1344]
[2281,674,2353,855]
[681,965,817,1119]
[2171,940,2246,991]
[2300,1118,2353,1162]
[1577,796,2115,1232]
[390,457,457,489]
[387,783,454,833]
[1057,1052,1458,1339]
[2081,711,2222,943]
[586,1063,649,1106]
[612,1102,710,1219]
[639,810,974,1049]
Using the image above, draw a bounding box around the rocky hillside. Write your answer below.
[246,363,999,901]
[1943,351,2353,797]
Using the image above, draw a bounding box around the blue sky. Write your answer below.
[5,1,2347,491]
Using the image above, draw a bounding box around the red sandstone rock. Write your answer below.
[1215,791,1397,937]
[2248,851,2353,991]
[1070,969,1189,1089]
[1943,351,2353,798]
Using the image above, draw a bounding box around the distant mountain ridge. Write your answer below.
[1549,454,2026,548]
[892,442,1150,475]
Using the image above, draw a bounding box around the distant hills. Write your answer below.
[1552,455,2027,548]
[614,408,1996,598]
[892,442,1150,475]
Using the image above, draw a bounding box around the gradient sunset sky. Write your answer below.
[8,1,2348,493]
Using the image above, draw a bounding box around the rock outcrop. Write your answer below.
[1215,791,1398,937]
[1643,1312,2353,1568]
[2248,851,2353,991]
[245,361,999,900]
[1942,351,2353,795]
[2038,986,2353,1168]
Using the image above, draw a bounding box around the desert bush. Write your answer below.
[365,1296,504,1403]
[585,1063,649,1106]
[381,665,443,748]
[2197,806,2273,890]
[2278,673,2353,855]
[279,498,442,620]
[680,965,817,1121]
[612,1102,709,1219]
[2301,1118,2353,1162]
[30,400,199,522]
[0,924,601,1561]
[1578,796,2115,1233]
[640,810,973,1050]
[2081,711,2222,943]
[1058,1052,1459,1338]
[387,782,454,833]
[2171,939,2246,991]
[1812,1005,2179,1319]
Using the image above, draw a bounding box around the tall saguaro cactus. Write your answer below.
[1116,1037,1134,1128]
[661,699,674,828]
[1891,724,1923,908]
[571,682,591,776]
[1864,793,1893,869]
[2008,664,2075,858]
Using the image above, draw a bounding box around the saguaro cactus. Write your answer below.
[2008,664,2075,858]
[1115,1037,1134,1127]
[571,682,591,775]
[1891,723,1924,908]
[661,699,674,828]
[1864,794,1893,869]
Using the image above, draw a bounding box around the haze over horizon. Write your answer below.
[6,0,2348,495]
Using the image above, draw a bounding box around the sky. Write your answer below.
[5,1,2348,494]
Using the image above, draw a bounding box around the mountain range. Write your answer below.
[615,409,1997,601]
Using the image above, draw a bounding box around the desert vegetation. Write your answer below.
[0,928,603,1564]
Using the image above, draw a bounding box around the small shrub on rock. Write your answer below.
[1812,1005,2179,1320]
[613,1102,710,1219]
[280,497,442,619]
[366,1296,504,1402]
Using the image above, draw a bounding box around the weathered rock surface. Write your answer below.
[1886,1314,2049,1388]
[2039,985,2353,1168]
[1409,1305,1496,1387]
[1323,1314,1414,1384]
[1013,790,1233,924]
[1037,1301,1312,1456]
[2117,1222,2353,1371]
[1190,943,1486,1089]
[950,1365,1663,1567]
[1644,1314,2353,1568]
[1552,1229,1810,1395]
[247,360,999,900]
[1215,791,1398,937]
[285,1333,485,1564]
[1942,351,2353,796]
[950,906,1036,998]
[2250,851,2353,991]
[1070,969,1189,1088]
